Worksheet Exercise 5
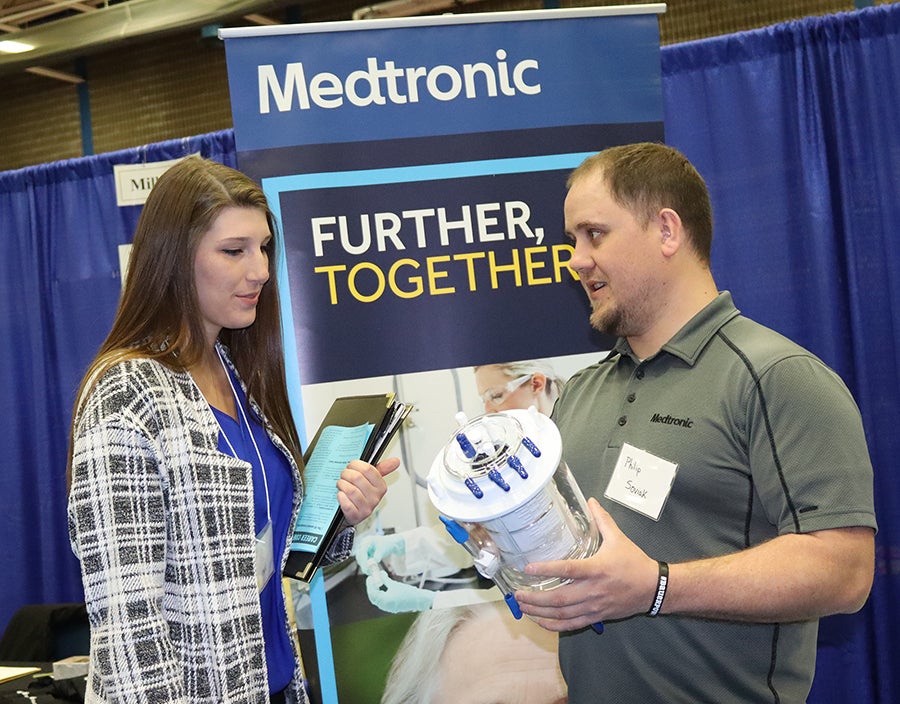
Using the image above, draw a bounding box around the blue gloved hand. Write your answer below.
[355,533,406,575]
[364,571,436,613]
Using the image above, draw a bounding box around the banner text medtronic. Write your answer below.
[258,50,540,112]
[308,198,577,304]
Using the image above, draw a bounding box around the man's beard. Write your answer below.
[589,301,627,337]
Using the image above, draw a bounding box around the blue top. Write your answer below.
[212,366,296,695]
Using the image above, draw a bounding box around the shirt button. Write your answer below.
[618,416,627,426]
[627,393,636,403]
[636,369,645,380]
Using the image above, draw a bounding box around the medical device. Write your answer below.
[427,407,600,626]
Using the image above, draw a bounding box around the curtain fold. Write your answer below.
[663,6,899,703]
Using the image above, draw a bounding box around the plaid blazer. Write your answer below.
[68,345,353,703]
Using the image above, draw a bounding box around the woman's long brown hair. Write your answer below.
[67,155,302,487]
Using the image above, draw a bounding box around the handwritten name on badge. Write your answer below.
[605,443,678,521]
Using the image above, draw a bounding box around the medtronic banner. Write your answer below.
[224,9,663,150]
[222,7,664,702]
[223,7,664,387]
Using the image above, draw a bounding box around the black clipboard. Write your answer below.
[284,393,412,582]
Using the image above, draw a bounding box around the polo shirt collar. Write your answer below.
[612,291,741,366]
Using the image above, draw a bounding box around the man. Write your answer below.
[514,143,876,703]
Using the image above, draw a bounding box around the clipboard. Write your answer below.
[284,393,412,582]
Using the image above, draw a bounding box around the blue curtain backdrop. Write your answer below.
[662,6,898,703]
[0,129,236,637]
[0,5,896,702]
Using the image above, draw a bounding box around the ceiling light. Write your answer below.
[0,39,34,54]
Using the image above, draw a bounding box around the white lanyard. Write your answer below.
[205,350,272,525]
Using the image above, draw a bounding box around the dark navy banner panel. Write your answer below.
[235,121,665,179]
[224,12,663,152]
[271,151,613,383]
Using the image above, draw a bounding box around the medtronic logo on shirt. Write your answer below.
[650,413,694,428]
[258,49,540,113]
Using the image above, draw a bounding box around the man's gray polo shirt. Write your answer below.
[552,291,876,703]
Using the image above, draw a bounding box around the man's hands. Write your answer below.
[514,498,659,631]
[515,497,876,631]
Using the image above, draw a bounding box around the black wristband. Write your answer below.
[647,561,669,617]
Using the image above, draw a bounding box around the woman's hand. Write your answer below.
[337,457,400,525]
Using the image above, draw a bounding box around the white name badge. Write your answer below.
[255,520,276,592]
[604,443,678,521]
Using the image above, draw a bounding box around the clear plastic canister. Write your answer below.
[427,407,599,591]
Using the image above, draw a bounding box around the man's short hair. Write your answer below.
[568,142,713,263]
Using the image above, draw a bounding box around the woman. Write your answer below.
[67,155,398,703]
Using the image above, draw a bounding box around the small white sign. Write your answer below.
[113,155,194,207]
[605,442,678,521]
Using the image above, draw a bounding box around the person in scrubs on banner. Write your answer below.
[474,358,566,416]
[514,142,877,703]
[67,155,399,704]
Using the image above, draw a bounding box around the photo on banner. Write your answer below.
[221,7,665,702]
[293,353,605,704]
